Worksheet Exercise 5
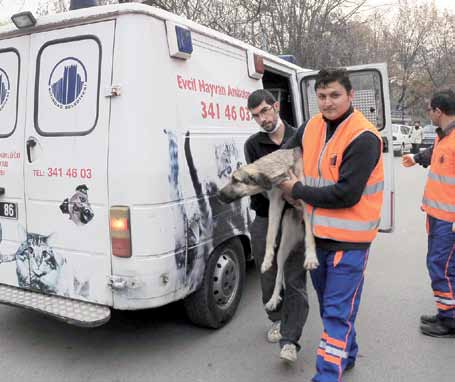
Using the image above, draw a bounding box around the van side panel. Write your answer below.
[109,15,260,309]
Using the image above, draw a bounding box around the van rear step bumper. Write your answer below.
[0,283,111,327]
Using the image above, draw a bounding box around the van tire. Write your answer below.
[184,238,245,329]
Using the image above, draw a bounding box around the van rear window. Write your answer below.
[34,36,101,136]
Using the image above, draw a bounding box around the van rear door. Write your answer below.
[23,21,115,305]
[298,63,395,232]
[0,37,29,288]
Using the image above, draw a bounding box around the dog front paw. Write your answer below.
[265,295,282,311]
[304,254,319,270]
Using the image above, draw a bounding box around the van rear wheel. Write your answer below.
[184,238,245,329]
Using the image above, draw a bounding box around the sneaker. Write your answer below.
[280,344,297,363]
[267,321,281,343]
[420,314,438,325]
[420,319,455,338]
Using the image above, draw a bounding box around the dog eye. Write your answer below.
[80,197,87,202]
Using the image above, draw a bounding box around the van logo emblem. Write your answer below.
[48,57,87,109]
[0,68,11,112]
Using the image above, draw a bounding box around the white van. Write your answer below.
[0,3,395,327]
[392,124,412,156]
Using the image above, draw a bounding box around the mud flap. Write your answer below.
[0,283,110,327]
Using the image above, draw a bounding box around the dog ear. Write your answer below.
[232,170,242,182]
[232,169,250,183]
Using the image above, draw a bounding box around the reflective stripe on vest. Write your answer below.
[302,110,384,243]
[422,130,455,222]
[428,172,455,185]
[313,215,381,231]
[304,176,384,195]
[422,198,455,213]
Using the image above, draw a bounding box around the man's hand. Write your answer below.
[278,169,300,196]
[282,193,300,208]
[402,154,416,167]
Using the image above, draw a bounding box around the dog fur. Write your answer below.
[218,148,318,311]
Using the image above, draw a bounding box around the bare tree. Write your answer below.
[421,12,455,89]
[241,0,368,67]
[385,0,436,119]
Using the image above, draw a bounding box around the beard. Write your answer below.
[261,117,281,134]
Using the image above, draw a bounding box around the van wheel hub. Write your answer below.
[212,251,239,309]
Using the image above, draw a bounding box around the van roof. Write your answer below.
[0,3,308,73]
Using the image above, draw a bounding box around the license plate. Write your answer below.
[0,202,18,219]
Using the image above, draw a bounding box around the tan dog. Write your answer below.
[218,148,318,311]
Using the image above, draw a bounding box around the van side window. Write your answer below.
[400,126,409,135]
[34,36,101,137]
[0,49,20,138]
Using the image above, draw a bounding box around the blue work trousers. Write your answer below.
[310,248,369,382]
[427,215,455,321]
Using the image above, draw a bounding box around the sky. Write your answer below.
[1,0,455,23]
[366,0,455,12]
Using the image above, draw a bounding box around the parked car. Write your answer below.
[421,124,437,149]
[392,124,412,156]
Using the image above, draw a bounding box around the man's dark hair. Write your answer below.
[247,89,277,109]
[314,68,352,93]
[430,89,455,116]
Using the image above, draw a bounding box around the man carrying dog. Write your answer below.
[245,89,309,363]
[402,89,455,338]
[279,68,384,381]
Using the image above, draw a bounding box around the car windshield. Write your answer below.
[423,125,436,134]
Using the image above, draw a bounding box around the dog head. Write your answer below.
[217,165,272,203]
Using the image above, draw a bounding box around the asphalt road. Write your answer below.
[1,157,454,382]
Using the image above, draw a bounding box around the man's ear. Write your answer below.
[273,101,280,113]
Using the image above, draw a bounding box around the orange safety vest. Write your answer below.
[302,110,384,243]
[422,128,455,222]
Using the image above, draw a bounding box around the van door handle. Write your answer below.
[382,136,389,153]
[0,188,4,196]
[26,137,37,163]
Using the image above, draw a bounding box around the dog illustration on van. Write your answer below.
[59,185,94,226]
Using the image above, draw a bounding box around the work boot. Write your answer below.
[267,321,281,343]
[280,344,297,363]
[420,319,455,338]
[345,360,356,371]
[420,314,438,325]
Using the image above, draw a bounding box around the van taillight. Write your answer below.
[110,206,132,258]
